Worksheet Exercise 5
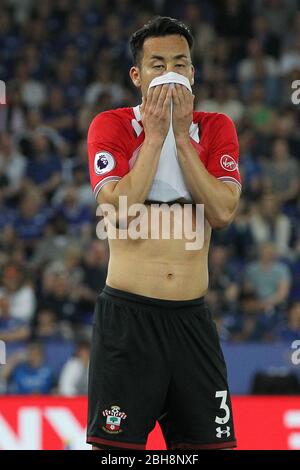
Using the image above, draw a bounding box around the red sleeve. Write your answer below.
[87,111,130,199]
[206,113,241,190]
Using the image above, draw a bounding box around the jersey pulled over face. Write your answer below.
[87,107,242,201]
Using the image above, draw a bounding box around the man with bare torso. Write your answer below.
[87,17,241,450]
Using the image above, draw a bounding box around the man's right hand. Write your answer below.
[140,84,172,141]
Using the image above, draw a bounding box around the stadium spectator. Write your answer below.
[279,32,300,76]
[238,38,279,105]
[81,240,108,293]
[214,199,254,261]
[12,60,47,109]
[0,262,36,323]
[0,85,27,134]
[42,87,76,144]
[0,293,30,343]
[238,129,263,200]
[84,66,125,107]
[249,193,293,258]
[252,15,280,58]
[71,163,95,207]
[277,302,300,342]
[25,133,62,198]
[207,245,240,315]
[16,108,68,157]
[13,188,50,257]
[196,82,245,123]
[215,0,252,40]
[246,84,277,135]
[256,0,296,37]
[289,245,300,302]
[58,339,90,396]
[54,185,92,236]
[0,225,18,266]
[182,2,216,63]
[30,215,85,269]
[77,240,108,323]
[0,131,26,200]
[272,108,300,156]
[33,308,69,342]
[0,185,16,231]
[244,241,291,313]
[228,292,276,342]
[1,342,54,394]
[262,138,299,205]
[37,264,78,326]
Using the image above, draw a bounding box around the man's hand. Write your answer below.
[172,83,194,139]
[140,84,172,141]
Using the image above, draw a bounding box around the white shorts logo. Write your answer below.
[216,426,231,438]
[220,154,237,172]
[94,151,115,175]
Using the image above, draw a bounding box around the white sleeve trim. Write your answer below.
[217,176,242,191]
[93,176,121,199]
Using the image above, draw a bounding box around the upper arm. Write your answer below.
[206,113,242,192]
[87,112,130,201]
[96,181,119,205]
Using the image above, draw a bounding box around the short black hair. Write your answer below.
[130,16,194,66]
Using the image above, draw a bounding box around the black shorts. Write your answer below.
[87,285,237,450]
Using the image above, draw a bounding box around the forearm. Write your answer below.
[176,135,239,228]
[109,135,164,208]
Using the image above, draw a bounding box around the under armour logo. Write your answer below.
[216,426,231,438]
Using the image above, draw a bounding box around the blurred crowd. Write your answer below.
[0,0,300,394]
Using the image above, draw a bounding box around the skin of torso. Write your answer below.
[106,200,211,300]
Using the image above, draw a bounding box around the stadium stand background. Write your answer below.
[0,0,300,395]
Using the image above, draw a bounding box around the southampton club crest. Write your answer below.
[102,405,127,434]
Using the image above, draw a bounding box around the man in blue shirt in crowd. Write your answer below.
[2,342,54,394]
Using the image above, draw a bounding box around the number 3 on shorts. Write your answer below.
[215,390,230,425]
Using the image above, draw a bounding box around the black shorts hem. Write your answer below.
[87,436,146,450]
[169,440,237,450]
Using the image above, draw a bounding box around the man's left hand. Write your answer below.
[172,83,194,139]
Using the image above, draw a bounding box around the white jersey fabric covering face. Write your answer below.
[133,72,200,202]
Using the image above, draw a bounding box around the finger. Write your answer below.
[161,85,172,114]
[148,85,164,113]
[182,86,194,108]
[145,85,155,110]
[140,97,146,119]
[176,84,186,105]
[154,84,169,113]
[188,90,195,109]
[149,84,162,103]
[172,84,180,106]
[146,85,154,99]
